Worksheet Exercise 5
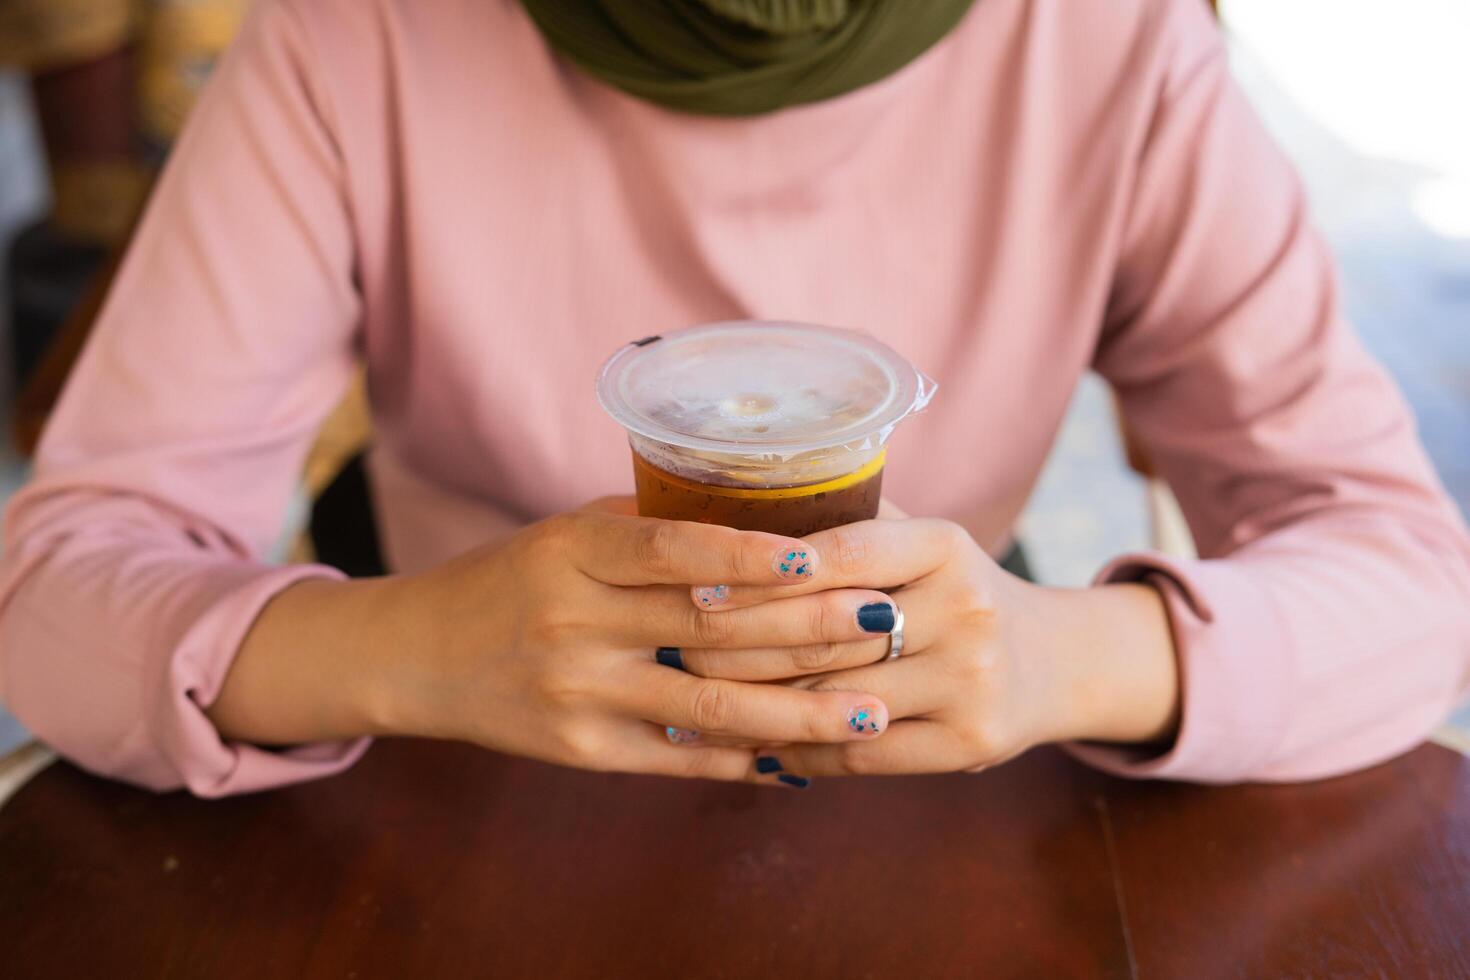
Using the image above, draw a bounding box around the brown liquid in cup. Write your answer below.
[632,450,883,538]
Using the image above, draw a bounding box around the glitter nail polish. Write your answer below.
[693,585,730,608]
[847,705,883,735]
[775,548,815,580]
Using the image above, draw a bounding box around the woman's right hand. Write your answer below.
[217,502,898,783]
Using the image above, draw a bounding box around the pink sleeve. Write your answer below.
[0,0,370,795]
[1072,1,1470,783]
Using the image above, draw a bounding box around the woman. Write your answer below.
[1,0,1466,796]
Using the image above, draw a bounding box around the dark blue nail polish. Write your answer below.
[777,774,811,789]
[856,602,895,633]
[656,647,685,670]
[756,756,783,774]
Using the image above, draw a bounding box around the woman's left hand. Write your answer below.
[676,514,1181,779]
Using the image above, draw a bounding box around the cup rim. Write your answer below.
[595,320,928,458]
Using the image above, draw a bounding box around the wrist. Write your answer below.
[337,572,437,739]
[213,574,411,744]
[1016,579,1180,747]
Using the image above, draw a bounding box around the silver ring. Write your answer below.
[884,602,906,661]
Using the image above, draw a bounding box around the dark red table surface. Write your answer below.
[2,739,1468,979]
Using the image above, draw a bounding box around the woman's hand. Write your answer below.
[672,517,1181,778]
[212,501,907,783]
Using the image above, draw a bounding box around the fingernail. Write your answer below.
[656,647,686,671]
[774,547,815,580]
[756,756,783,774]
[666,726,699,744]
[777,774,811,789]
[847,704,883,735]
[692,585,730,608]
[856,601,895,633]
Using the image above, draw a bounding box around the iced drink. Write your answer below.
[597,321,934,538]
[630,446,886,538]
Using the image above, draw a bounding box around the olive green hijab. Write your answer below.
[520,0,978,116]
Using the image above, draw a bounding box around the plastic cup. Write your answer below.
[596,320,935,538]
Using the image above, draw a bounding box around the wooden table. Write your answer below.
[2,740,1468,978]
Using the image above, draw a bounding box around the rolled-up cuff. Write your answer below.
[149,562,370,797]
[1064,551,1292,783]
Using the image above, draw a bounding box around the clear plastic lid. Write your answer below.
[597,320,936,484]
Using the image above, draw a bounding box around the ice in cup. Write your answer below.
[596,321,935,538]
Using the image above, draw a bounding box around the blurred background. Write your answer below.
[0,0,1466,754]
[1024,0,1470,588]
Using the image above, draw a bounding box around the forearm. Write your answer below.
[1070,525,1470,782]
[1025,581,1180,747]
[206,575,405,746]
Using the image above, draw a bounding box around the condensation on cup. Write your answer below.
[596,320,936,538]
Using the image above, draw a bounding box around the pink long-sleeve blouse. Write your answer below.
[2,0,1467,796]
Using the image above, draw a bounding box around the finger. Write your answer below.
[679,638,889,681]
[625,588,899,649]
[688,518,966,609]
[616,663,890,744]
[660,728,788,750]
[676,581,946,680]
[600,722,763,781]
[698,589,899,649]
[757,720,969,777]
[782,651,951,720]
[658,728,787,752]
[559,512,820,587]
